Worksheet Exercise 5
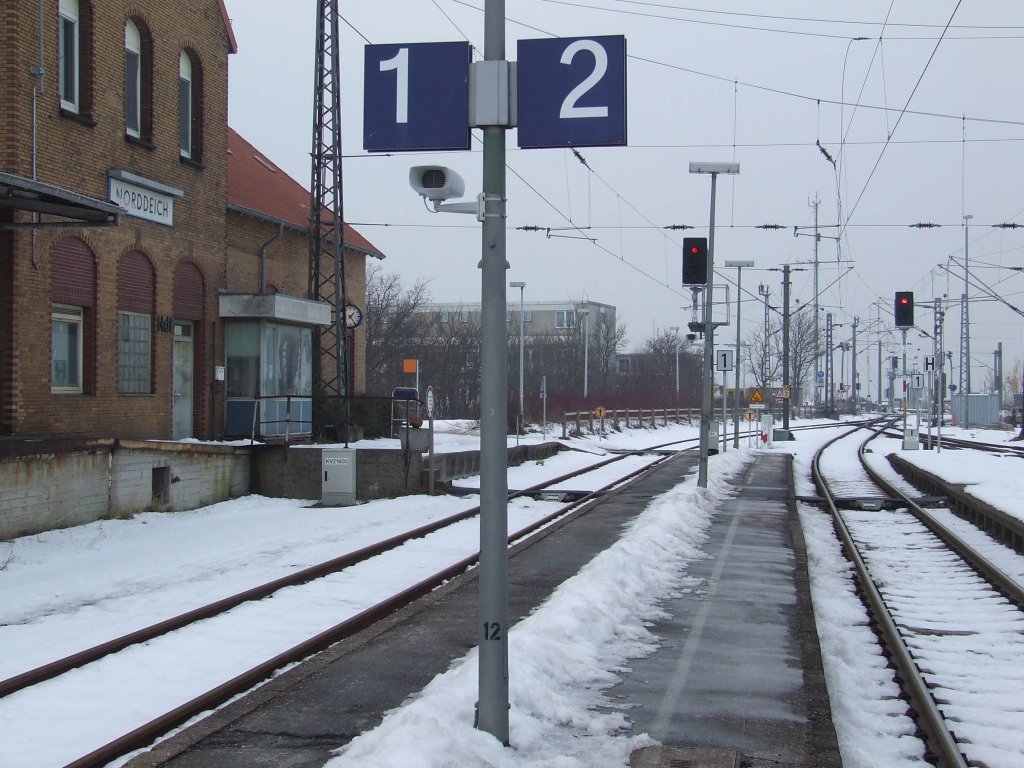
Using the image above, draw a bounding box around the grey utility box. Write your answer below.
[322,448,357,506]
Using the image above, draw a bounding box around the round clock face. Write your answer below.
[344,304,364,329]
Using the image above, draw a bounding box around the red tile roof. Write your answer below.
[226,127,385,259]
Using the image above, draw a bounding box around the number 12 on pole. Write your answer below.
[363,42,471,152]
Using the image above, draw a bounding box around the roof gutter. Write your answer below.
[227,203,384,260]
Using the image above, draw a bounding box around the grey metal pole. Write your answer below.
[477,0,509,745]
[902,328,908,439]
[582,308,589,399]
[690,161,738,485]
[851,317,858,415]
[721,366,727,453]
[737,264,745,448]
[697,173,718,488]
[510,281,525,437]
[782,264,791,430]
[962,214,972,396]
[936,298,943,451]
[670,326,680,397]
[812,196,820,410]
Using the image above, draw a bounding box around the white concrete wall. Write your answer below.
[1,442,251,539]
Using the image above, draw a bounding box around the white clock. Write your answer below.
[344,303,364,329]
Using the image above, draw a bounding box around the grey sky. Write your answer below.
[223,0,1024,396]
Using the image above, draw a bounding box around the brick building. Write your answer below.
[0,0,382,442]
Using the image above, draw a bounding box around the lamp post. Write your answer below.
[670,326,680,397]
[726,260,754,448]
[689,161,740,488]
[581,307,589,399]
[510,281,525,438]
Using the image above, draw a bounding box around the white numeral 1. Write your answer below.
[379,48,409,124]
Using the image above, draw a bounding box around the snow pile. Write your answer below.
[327,451,751,768]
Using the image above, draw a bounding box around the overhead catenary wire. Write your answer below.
[445,0,1024,129]
[539,0,1024,41]
[841,1,965,235]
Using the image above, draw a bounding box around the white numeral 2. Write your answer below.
[559,40,609,120]
[379,48,409,124]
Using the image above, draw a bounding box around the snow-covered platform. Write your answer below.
[620,453,841,768]
[124,451,839,768]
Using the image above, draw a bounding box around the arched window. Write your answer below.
[124,20,141,136]
[59,0,93,116]
[125,17,153,141]
[50,237,96,393]
[178,51,191,156]
[58,0,80,111]
[179,50,204,161]
[117,251,155,394]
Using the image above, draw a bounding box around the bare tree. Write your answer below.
[787,308,818,406]
[364,264,432,396]
[413,307,482,417]
[745,316,783,391]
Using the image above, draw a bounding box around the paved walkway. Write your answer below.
[615,452,841,768]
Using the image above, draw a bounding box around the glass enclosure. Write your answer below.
[225,321,313,437]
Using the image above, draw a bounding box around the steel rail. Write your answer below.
[0,439,695,701]
[859,434,1024,610]
[811,419,970,768]
[58,448,693,768]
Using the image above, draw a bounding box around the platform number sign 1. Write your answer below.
[516,35,627,149]
[363,42,472,152]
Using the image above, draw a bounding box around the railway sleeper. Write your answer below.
[797,494,942,511]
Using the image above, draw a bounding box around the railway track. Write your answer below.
[1,435,701,768]
[812,421,1024,768]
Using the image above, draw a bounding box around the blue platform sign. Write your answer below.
[517,35,627,149]
[364,42,471,152]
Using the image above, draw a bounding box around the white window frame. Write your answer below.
[555,309,576,329]
[52,304,83,393]
[125,20,141,137]
[118,311,151,394]
[58,0,79,112]
[178,51,192,158]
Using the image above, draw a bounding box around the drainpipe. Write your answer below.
[257,222,284,292]
[30,0,45,268]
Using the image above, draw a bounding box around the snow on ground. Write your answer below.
[1,416,1022,767]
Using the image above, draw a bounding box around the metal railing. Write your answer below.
[561,407,696,438]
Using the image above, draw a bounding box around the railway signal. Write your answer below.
[682,237,708,285]
[894,291,914,328]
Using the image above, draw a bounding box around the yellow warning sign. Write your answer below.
[749,388,765,405]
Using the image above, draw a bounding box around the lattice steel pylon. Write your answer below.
[825,312,834,414]
[309,0,349,402]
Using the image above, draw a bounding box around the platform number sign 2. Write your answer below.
[363,42,472,152]
[517,35,627,149]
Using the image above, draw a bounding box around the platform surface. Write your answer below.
[127,452,839,768]
[617,453,841,767]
